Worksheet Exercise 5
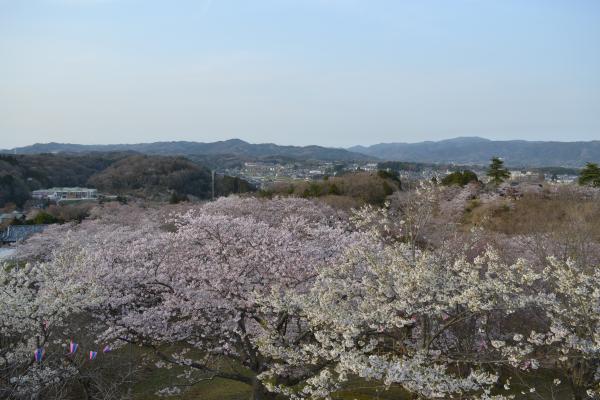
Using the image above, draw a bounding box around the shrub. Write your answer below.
[441,170,479,186]
[26,211,62,225]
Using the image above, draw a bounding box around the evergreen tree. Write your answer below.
[441,170,479,186]
[578,162,600,187]
[486,157,510,185]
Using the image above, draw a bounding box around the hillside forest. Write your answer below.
[0,153,252,208]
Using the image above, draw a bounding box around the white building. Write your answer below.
[363,163,379,171]
[32,187,98,202]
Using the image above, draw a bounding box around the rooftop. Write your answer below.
[33,187,97,192]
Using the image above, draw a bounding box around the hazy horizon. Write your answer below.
[5,135,600,152]
[2,0,599,148]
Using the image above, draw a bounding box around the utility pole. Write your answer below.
[211,170,215,201]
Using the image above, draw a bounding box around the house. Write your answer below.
[32,187,98,202]
[363,163,379,172]
[0,225,46,244]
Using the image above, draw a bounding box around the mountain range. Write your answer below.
[3,137,600,167]
[1,139,371,162]
[349,137,600,167]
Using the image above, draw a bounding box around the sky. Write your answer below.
[0,0,599,148]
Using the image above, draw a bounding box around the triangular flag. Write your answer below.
[69,341,78,354]
[34,348,45,362]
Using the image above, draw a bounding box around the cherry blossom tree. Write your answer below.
[256,241,543,398]
[4,195,598,399]
[69,197,365,399]
[1,203,173,400]
[532,257,600,399]
[0,243,106,399]
[256,204,600,399]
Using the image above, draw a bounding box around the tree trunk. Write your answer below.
[571,385,590,400]
[569,376,592,400]
[250,376,277,400]
[569,359,597,400]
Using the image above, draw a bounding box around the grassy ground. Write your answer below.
[133,372,411,400]
[130,349,410,400]
[132,367,574,400]
[134,375,250,400]
[127,346,573,400]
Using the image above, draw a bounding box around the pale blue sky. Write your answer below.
[1,0,599,148]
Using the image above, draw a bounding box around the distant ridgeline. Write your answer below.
[350,137,600,167]
[5,137,597,168]
[2,139,373,162]
[0,153,252,207]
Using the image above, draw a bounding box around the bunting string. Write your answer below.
[33,340,114,363]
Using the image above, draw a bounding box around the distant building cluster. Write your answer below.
[223,161,388,189]
[32,187,98,202]
[224,162,333,188]
[218,158,587,191]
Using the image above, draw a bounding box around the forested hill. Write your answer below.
[350,137,600,167]
[0,153,251,207]
[8,137,600,166]
[3,139,373,162]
